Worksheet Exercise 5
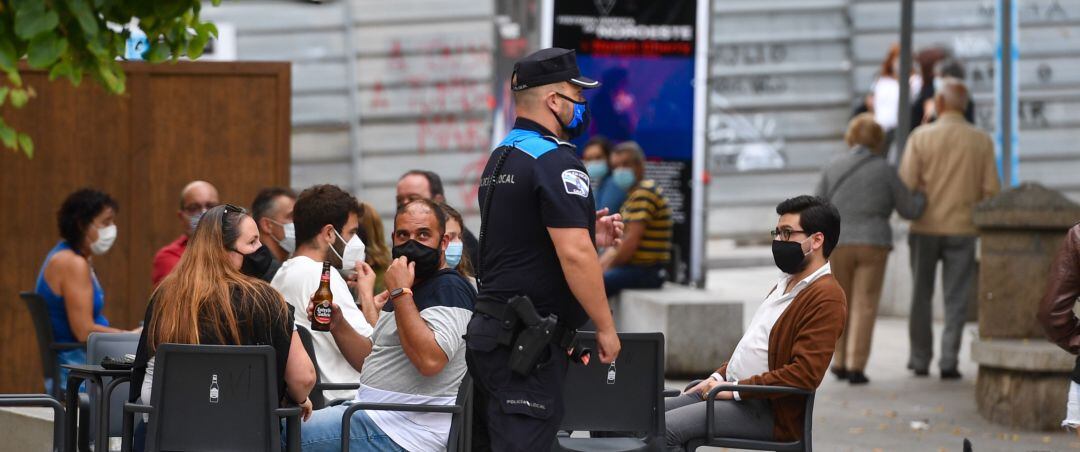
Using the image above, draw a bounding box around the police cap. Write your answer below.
[511,48,600,92]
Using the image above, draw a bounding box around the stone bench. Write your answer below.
[0,406,58,452]
[615,284,743,378]
[972,338,1075,430]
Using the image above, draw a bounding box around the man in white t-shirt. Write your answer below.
[299,199,475,451]
[271,184,378,401]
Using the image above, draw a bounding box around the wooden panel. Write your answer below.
[0,62,290,393]
[0,74,132,394]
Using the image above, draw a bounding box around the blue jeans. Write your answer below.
[603,264,665,296]
[300,404,406,452]
[46,348,87,394]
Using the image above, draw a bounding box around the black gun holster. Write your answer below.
[476,296,575,376]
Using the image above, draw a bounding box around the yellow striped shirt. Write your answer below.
[619,180,673,266]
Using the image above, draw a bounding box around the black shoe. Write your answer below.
[830,367,849,380]
[908,363,929,377]
[848,371,870,385]
[941,369,962,380]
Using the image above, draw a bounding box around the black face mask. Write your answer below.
[392,239,442,281]
[771,239,809,275]
[552,93,590,140]
[240,245,276,281]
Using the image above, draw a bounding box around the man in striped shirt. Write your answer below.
[599,141,673,295]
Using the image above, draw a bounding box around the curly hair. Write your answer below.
[57,188,118,248]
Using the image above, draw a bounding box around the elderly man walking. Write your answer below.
[899,78,1000,379]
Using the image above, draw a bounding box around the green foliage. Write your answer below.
[0,0,221,158]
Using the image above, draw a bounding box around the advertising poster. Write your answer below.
[544,0,706,285]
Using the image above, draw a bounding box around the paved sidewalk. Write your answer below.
[673,318,1077,452]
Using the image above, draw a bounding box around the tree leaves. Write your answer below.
[0,120,17,149]
[17,132,32,158]
[0,41,17,72]
[13,3,59,40]
[187,22,217,60]
[65,0,99,37]
[10,88,28,108]
[1,0,219,158]
[145,41,170,63]
[27,34,67,68]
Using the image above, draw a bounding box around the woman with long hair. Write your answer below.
[868,43,923,153]
[439,203,475,283]
[357,201,392,293]
[131,204,316,425]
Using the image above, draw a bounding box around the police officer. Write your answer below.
[466,47,623,451]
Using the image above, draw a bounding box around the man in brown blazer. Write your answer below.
[665,195,848,449]
[899,78,1000,379]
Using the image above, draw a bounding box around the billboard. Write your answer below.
[543,0,708,285]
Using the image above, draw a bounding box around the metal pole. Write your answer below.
[996,0,1019,187]
[341,1,365,194]
[894,0,915,159]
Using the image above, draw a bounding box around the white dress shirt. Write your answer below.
[716,262,832,400]
[271,255,373,400]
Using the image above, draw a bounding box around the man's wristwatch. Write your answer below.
[389,287,413,300]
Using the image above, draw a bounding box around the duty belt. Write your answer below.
[475,299,576,349]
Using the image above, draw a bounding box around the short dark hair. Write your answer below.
[293,185,362,246]
[776,195,841,258]
[251,187,296,223]
[58,188,119,248]
[401,170,444,198]
[583,135,612,159]
[395,198,447,237]
[936,58,966,79]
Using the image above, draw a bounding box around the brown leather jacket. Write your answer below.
[1039,224,1080,354]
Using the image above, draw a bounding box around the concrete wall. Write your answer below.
[199,0,1080,298]
[202,0,494,234]
[708,0,1080,242]
[708,0,1080,317]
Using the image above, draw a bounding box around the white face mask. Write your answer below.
[330,229,366,274]
[90,224,117,255]
[270,220,296,254]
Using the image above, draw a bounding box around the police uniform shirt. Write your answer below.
[477,118,596,329]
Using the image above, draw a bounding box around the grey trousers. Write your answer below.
[664,393,773,452]
[908,233,977,372]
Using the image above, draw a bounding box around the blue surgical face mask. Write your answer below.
[445,240,463,268]
[553,93,590,139]
[188,210,206,234]
[611,168,636,191]
[585,161,609,181]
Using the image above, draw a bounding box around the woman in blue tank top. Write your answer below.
[35,188,131,393]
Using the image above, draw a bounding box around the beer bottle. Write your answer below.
[312,261,334,332]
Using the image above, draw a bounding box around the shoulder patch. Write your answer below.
[562,169,591,198]
[497,128,557,159]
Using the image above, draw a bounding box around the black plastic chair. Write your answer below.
[20,291,85,399]
[554,331,666,451]
[86,332,139,444]
[120,344,302,452]
[296,325,360,410]
[0,394,65,451]
[681,380,815,452]
[340,372,473,451]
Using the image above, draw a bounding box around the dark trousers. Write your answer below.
[907,233,977,372]
[603,264,666,296]
[466,314,569,452]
